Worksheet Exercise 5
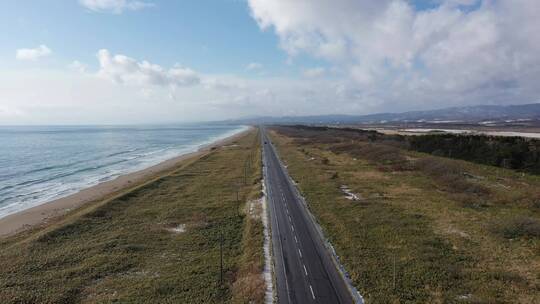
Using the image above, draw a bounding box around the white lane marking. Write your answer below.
[303,264,308,276]
[291,225,295,232]
[309,285,316,299]
[298,248,302,258]
[288,215,292,222]
[294,235,298,243]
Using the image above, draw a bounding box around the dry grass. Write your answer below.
[231,133,266,304]
[331,142,409,170]
[413,157,490,196]
[491,216,540,239]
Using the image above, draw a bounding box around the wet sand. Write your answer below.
[0,127,252,237]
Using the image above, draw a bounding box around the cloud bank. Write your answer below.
[303,67,326,78]
[248,0,540,110]
[79,0,154,13]
[16,45,52,61]
[96,49,200,87]
[246,62,263,71]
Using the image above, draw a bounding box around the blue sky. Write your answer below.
[0,1,323,76]
[0,0,538,124]
[1,1,266,71]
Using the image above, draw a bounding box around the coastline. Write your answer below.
[0,126,252,238]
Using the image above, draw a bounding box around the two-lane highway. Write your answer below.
[262,128,354,304]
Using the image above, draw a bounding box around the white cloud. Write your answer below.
[0,105,25,118]
[248,0,540,110]
[96,49,200,87]
[79,0,154,14]
[246,62,263,70]
[15,45,52,61]
[68,60,88,73]
[303,67,325,78]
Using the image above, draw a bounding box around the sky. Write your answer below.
[0,0,539,125]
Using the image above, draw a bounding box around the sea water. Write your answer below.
[0,124,247,219]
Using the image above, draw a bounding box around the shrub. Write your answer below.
[414,157,490,196]
[452,194,490,210]
[330,142,410,171]
[492,216,540,239]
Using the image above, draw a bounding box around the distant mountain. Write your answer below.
[222,103,540,125]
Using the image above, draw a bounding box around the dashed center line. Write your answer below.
[309,285,316,299]
[264,132,347,303]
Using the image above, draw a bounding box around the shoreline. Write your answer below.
[0,126,252,238]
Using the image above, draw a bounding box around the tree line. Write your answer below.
[407,134,540,174]
[279,125,540,175]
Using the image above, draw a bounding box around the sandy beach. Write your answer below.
[0,127,252,238]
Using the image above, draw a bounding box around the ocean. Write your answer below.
[0,124,247,219]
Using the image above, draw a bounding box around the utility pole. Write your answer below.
[220,229,224,286]
[234,182,239,218]
[243,159,247,185]
[393,251,396,291]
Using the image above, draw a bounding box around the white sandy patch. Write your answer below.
[400,128,540,139]
[482,131,540,139]
[402,128,471,134]
[340,185,361,201]
[247,198,263,220]
[166,224,186,234]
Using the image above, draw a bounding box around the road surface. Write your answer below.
[261,128,354,304]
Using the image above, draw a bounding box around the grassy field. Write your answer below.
[0,129,264,304]
[269,126,540,304]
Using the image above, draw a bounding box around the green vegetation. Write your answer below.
[269,126,540,304]
[287,125,540,174]
[0,130,264,304]
[408,134,540,174]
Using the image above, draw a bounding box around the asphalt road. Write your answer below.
[261,128,354,304]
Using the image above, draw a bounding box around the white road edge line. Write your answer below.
[298,248,302,258]
[303,264,308,276]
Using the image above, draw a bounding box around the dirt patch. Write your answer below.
[350,170,389,181]
[386,184,422,197]
[444,226,471,239]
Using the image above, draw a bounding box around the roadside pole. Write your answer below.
[220,229,224,286]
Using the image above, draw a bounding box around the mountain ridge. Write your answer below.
[223,103,540,125]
